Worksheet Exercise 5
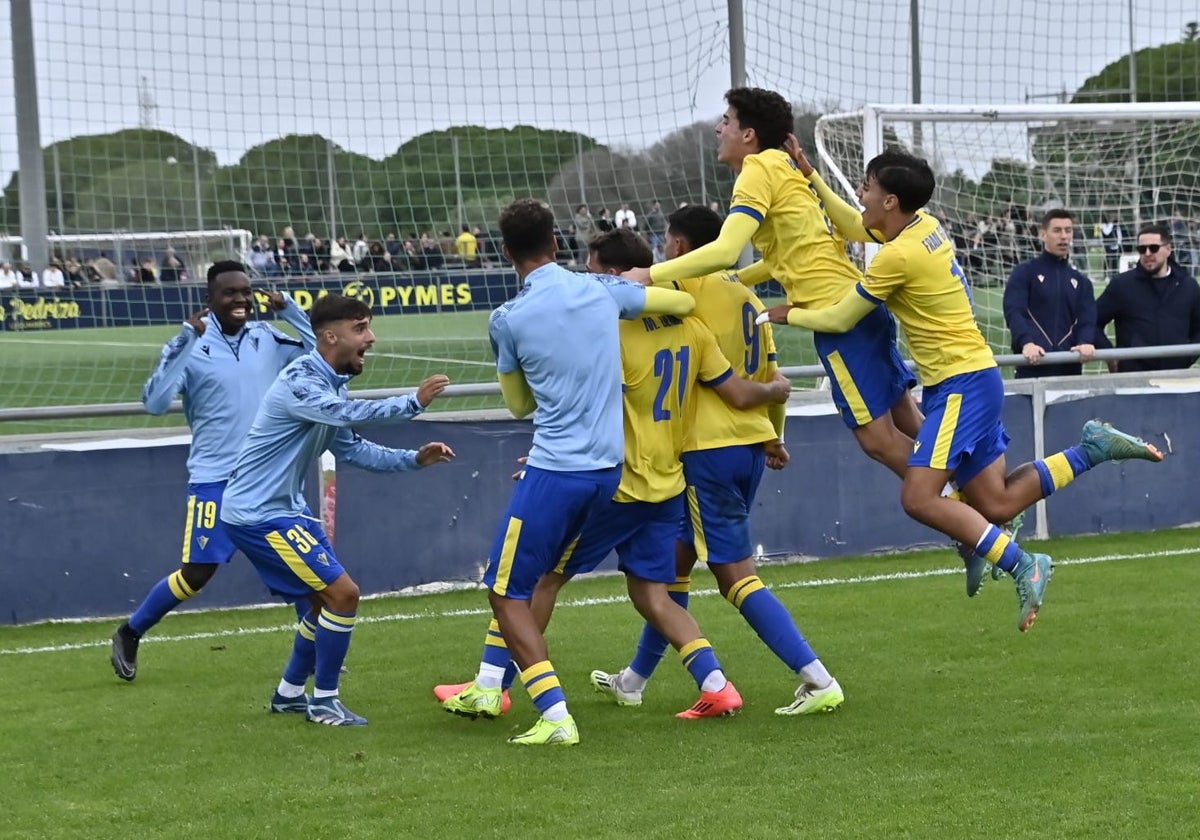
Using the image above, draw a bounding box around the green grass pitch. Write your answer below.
[3,528,1199,839]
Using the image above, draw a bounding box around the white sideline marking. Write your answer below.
[3,546,1194,657]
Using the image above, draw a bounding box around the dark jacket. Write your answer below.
[1003,252,1096,378]
[1094,260,1200,372]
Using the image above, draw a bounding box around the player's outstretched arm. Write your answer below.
[711,369,791,410]
[498,370,537,419]
[641,286,695,317]
[283,366,446,427]
[329,429,456,472]
[761,288,876,334]
[621,213,759,286]
[734,260,773,287]
[783,132,883,244]
[142,309,205,413]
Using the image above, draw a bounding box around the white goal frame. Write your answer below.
[814,102,1200,262]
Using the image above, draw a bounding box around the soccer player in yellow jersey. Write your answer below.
[596,205,844,714]
[622,87,921,481]
[435,230,791,724]
[765,148,1164,632]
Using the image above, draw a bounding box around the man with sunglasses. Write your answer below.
[1095,224,1200,373]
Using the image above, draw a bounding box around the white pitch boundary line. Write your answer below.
[3,546,1195,657]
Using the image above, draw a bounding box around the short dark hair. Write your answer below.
[1041,208,1074,228]
[865,148,936,212]
[310,293,371,332]
[207,259,246,290]
[499,198,556,262]
[588,229,653,272]
[1137,223,1171,244]
[724,87,793,152]
[666,205,723,249]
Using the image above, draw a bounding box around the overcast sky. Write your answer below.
[0,0,1193,183]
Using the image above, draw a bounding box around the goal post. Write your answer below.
[815,102,1200,352]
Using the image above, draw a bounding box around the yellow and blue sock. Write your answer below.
[475,619,514,689]
[678,638,724,691]
[976,524,1026,573]
[521,660,568,721]
[281,612,318,687]
[629,576,691,679]
[313,607,356,694]
[128,570,199,635]
[727,575,818,672]
[1033,447,1092,498]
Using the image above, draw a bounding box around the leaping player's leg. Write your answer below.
[901,369,1052,632]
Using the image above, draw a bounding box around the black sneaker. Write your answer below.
[111,622,141,681]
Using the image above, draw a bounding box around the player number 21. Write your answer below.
[652,346,691,421]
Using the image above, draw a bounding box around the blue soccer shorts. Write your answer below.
[911,366,1010,486]
[225,510,344,602]
[181,482,239,565]
[679,444,765,565]
[483,465,621,600]
[557,493,684,584]
[814,303,916,429]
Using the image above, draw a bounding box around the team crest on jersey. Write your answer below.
[198,535,209,549]
[1036,274,1045,283]
[316,552,330,566]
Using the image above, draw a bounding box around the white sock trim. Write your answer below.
[475,662,507,689]
[276,680,306,698]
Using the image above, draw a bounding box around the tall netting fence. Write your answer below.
[0,0,1197,432]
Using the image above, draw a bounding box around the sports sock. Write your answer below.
[629,578,690,680]
[1033,447,1092,497]
[281,613,318,688]
[799,659,833,689]
[313,607,356,693]
[521,660,567,718]
[726,575,818,672]
[128,569,202,635]
[975,524,1026,573]
[678,638,726,692]
[475,619,513,689]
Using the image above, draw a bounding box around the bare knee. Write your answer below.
[900,483,936,523]
[179,563,218,591]
[321,575,360,614]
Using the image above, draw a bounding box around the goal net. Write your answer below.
[814,103,1200,352]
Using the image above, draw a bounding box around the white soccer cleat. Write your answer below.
[589,668,643,707]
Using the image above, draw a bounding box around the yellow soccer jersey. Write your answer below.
[731,149,863,309]
[672,271,779,451]
[616,314,734,503]
[858,212,996,386]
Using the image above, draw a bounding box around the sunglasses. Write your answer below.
[1136,243,1165,254]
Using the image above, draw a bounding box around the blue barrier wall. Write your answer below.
[0,392,1192,623]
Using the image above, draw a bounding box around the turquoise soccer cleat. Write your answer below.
[1079,419,1164,466]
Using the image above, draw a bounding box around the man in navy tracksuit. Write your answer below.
[1003,209,1096,378]
[1095,223,1200,373]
